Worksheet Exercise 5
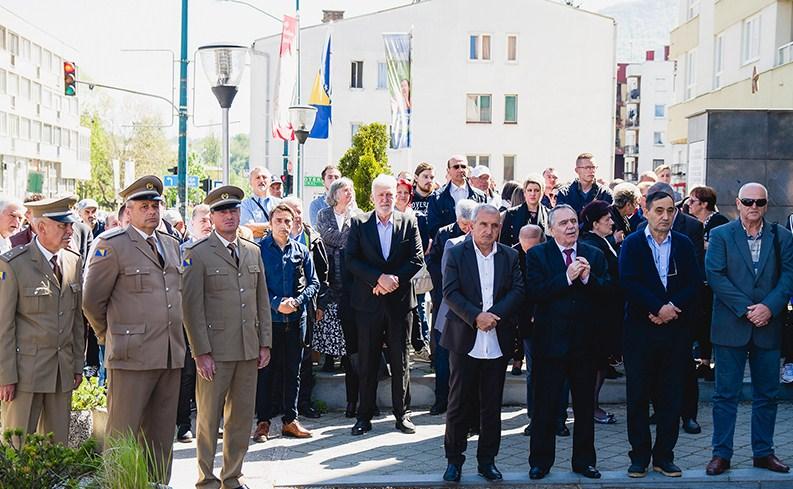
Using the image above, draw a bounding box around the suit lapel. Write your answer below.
[463,241,483,305]
[129,228,163,268]
[59,253,73,297]
[493,245,506,299]
[547,241,566,272]
[30,243,60,290]
[731,222,755,274]
[638,233,667,291]
[210,233,239,269]
[387,212,402,262]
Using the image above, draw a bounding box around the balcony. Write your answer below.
[626,116,640,128]
[779,41,793,67]
[624,144,639,156]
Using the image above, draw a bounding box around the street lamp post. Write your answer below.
[288,105,317,198]
[198,44,248,185]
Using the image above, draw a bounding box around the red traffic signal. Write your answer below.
[64,61,77,96]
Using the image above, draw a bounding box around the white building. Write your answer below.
[0,7,90,198]
[622,47,675,180]
[250,0,616,203]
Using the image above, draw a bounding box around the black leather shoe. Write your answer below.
[627,463,647,478]
[345,403,357,418]
[556,425,570,437]
[299,405,321,419]
[529,467,548,480]
[350,420,371,436]
[523,423,532,436]
[429,402,447,415]
[443,463,462,482]
[573,465,601,479]
[467,427,480,438]
[477,462,503,480]
[395,416,416,434]
[682,418,701,434]
[653,461,682,477]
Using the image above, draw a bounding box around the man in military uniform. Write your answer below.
[182,186,272,489]
[82,176,185,483]
[0,196,85,445]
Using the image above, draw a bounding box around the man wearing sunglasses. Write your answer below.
[426,155,486,239]
[705,182,793,476]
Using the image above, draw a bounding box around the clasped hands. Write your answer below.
[475,312,501,331]
[566,256,591,283]
[373,274,399,296]
[277,297,299,314]
[648,303,682,326]
[746,303,771,328]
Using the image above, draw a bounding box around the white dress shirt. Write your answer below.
[215,231,240,257]
[34,236,59,269]
[469,241,503,360]
[556,241,589,285]
[0,237,11,254]
[450,182,468,205]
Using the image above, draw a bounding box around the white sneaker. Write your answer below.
[782,363,793,384]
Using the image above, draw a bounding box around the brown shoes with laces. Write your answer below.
[252,420,270,443]
[282,419,312,438]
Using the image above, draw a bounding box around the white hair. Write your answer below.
[455,199,477,221]
[282,196,303,210]
[371,174,397,194]
[471,203,500,222]
[0,197,24,214]
[548,204,577,227]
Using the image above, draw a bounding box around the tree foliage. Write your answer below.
[76,113,117,208]
[126,115,175,179]
[338,123,390,211]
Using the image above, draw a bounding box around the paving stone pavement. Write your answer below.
[169,401,793,488]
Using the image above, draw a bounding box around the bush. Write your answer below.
[0,431,101,488]
[71,377,107,412]
[338,123,391,211]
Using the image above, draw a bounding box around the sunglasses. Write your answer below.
[450,164,468,170]
[740,198,767,207]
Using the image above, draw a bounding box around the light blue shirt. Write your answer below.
[645,226,672,289]
[376,213,394,260]
[240,195,280,242]
[308,193,328,227]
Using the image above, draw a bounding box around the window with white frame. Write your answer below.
[469,34,491,61]
[20,117,30,140]
[466,94,492,123]
[714,34,724,88]
[21,38,30,60]
[31,120,41,142]
[467,155,490,167]
[685,49,696,100]
[7,73,17,96]
[20,77,30,100]
[504,95,518,123]
[506,35,518,62]
[350,122,361,143]
[8,115,18,138]
[503,155,515,181]
[376,62,387,90]
[0,27,5,51]
[655,105,665,118]
[43,49,52,71]
[741,14,761,64]
[686,0,699,20]
[0,112,6,136]
[0,69,5,95]
[350,60,363,89]
[653,131,665,145]
[43,124,51,144]
[8,32,18,55]
[33,43,41,66]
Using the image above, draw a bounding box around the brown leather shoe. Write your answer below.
[706,456,730,476]
[753,454,790,473]
[282,419,312,438]
[252,420,270,443]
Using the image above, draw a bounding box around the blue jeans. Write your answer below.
[98,345,106,387]
[433,329,450,405]
[712,343,780,459]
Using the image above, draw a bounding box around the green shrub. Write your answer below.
[71,377,107,412]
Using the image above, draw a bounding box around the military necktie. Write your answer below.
[147,237,165,268]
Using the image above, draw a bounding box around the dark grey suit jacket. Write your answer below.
[706,219,793,349]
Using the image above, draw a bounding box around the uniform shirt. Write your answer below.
[308,193,329,227]
[376,213,394,259]
[214,230,239,256]
[260,235,319,322]
[645,226,672,288]
[469,241,502,360]
[34,237,59,269]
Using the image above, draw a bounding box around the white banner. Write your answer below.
[272,15,298,141]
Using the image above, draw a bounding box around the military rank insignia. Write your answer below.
[95,248,110,257]
[182,258,192,267]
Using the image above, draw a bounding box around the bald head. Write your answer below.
[737,182,768,200]
[518,224,545,252]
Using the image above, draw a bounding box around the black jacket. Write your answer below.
[556,179,613,214]
[499,203,549,247]
[427,222,465,308]
[426,181,485,239]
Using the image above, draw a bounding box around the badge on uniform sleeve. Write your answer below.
[182,258,192,267]
[95,248,110,257]
[0,271,6,281]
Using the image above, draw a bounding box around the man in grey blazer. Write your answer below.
[705,182,793,476]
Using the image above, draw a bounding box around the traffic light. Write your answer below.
[63,61,77,96]
[200,178,211,193]
[167,166,178,175]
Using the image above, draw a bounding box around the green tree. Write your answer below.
[126,115,175,179]
[338,123,390,211]
[162,151,209,207]
[77,113,117,208]
[194,134,221,168]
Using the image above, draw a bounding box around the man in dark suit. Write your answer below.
[440,203,525,482]
[705,182,793,476]
[345,174,424,436]
[619,186,700,478]
[525,204,609,481]
[426,155,486,239]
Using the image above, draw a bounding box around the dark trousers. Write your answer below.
[529,355,596,471]
[355,308,410,421]
[681,354,699,421]
[445,352,507,466]
[256,320,304,424]
[176,346,196,430]
[297,346,314,409]
[625,335,687,466]
[432,329,450,406]
[85,322,99,368]
[697,286,714,360]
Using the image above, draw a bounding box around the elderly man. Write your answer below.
[83,176,185,483]
[182,186,272,489]
[240,166,281,241]
[469,166,503,207]
[308,164,341,227]
[426,155,486,239]
[526,204,609,480]
[705,183,793,476]
[0,196,84,445]
[556,153,613,214]
[0,198,25,253]
[10,194,46,247]
[77,198,105,238]
[441,203,525,482]
[346,174,424,435]
[619,185,699,478]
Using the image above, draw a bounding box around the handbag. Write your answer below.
[411,263,433,295]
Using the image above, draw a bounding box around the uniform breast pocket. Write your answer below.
[247,264,261,287]
[206,267,230,290]
[69,282,81,309]
[123,267,152,293]
[22,286,52,313]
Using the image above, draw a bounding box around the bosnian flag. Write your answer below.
[309,33,331,139]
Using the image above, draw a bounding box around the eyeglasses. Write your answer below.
[450,164,468,170]
[740,198,767,208]
[576,165,598,171]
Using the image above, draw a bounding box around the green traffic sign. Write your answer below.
[304,176,324,187]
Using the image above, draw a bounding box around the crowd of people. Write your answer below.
[0,153,792,486]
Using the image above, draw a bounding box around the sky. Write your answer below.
[0,0,648,141]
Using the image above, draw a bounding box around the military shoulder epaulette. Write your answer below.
[183,236,209,250]
[239,236,260,248]
[0,245,28,262]
[157,230,181,242]
[63,247,81,257]
[97,227,127,240]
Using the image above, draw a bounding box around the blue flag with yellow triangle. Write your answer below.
[309,33,331,139]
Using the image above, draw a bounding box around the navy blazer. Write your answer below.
[426,181,485,239]
[619,230,699,344]
[706,219,793,349]
[345,210,424,314]
[440,239,524,356]
[638,211,704,274]
[525,240,610,358]
[427,222,465,309]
